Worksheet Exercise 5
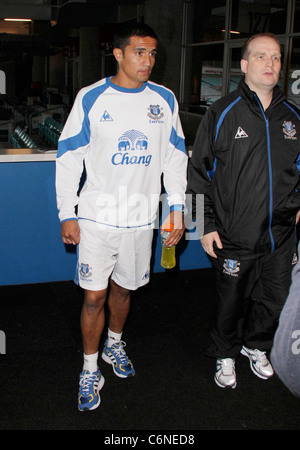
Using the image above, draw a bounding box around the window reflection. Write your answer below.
[180,44,224,145]
[229,47,243,93]
[231,0,287,38]
[293,0,300,32]
[288,38,300,108]
[182,44,224,110]
[185,0,226,44]
[182,0,292,120]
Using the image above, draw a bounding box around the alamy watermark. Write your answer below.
[0,330,6,354]
[291,330,300,355]
[94,190,204,239]
[0,70,5,94]
[291,71,300,95]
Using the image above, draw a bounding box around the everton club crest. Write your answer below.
[283,121,297,140]
[148,104,164,122]
[80,263,92,279]
[223,259,240,277]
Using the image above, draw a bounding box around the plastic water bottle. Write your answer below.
[161,223,176,269]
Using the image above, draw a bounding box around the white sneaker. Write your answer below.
[241,346,274,380]
[214,358,237,389]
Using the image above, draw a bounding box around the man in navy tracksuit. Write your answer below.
[187,33,300,389]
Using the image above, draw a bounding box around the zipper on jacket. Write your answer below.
[255,95,275,253]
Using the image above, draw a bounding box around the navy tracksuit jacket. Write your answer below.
[188,78,300,259]
[187,78,300,357]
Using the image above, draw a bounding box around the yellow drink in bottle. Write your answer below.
[161,224,176,269]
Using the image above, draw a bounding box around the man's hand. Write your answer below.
[296,210,300,225]
[160,210,185,247]
[61,220,80,245]
[200,231,222,258]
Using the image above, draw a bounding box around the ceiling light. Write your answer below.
[222,29,240,34]
[4,18,32,22]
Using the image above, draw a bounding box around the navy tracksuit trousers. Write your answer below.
[207,232,298,359]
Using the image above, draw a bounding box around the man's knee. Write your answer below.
[110,279,130,300]
[84,289,107,310]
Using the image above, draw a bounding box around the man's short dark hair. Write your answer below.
[113,22,158,53]
[241,32,281,60]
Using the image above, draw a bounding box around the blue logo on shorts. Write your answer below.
[80,263,92,279]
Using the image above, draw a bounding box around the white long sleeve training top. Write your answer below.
[56,76,187,231]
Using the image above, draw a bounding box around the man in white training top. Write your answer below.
[56,22,187,411]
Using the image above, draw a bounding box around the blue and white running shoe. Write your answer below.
[78,369,105,412]
[102,339,135,378]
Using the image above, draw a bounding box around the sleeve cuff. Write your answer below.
[170,204,184,213]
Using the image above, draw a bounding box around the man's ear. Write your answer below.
[240,58,248,74]
[113,48,123,62]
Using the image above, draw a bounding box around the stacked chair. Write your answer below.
[38,117,63,147]
[9,125,37,149]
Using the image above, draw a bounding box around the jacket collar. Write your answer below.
[237,77,285,109]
